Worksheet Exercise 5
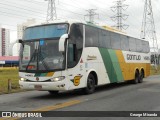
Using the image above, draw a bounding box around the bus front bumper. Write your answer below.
[19,80,68,91]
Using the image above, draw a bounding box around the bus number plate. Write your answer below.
[34,85,42,90]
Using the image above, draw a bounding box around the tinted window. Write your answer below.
[121,35,129,51]
[136,39,142,52]
[24,24,68,40]
[142,41,150,53]
[99,30,111,48]
[85,25,99,47]
[110,32,121,49]
[68,24,83,68]
[129,37,136,52]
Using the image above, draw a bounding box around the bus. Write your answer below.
[19,20,150,94]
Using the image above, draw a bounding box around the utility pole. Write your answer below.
[111,0,129,30]
[84,9,99,23]
[45,0,57,22]
[141,0,159,68]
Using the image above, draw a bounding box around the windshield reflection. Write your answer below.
[19,39,65,72]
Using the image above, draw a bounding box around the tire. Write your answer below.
[84,74,96,94]
[132,71,139,84]
[48,91,59,95]
[138,71,144,83]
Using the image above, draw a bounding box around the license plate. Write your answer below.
[34,85,42,90]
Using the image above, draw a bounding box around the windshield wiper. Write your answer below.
[26,49,38,71]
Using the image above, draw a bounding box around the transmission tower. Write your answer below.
[140,0,158,51]
[45,0,57,22]
[84,9,99,23]
[141,0,159,68]
[111,0,129,30]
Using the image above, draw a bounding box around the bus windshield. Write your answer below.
[19,24,68,72]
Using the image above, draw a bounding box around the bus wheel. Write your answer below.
[84,74,96,94]
[48,91,59,95]
[132,71,139,84]
[138,71,144,83]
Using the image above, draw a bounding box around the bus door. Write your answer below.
[67,43,85,88]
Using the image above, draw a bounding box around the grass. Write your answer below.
[0,66,160,95]
[150,65,160,75]
[0,67,23,94]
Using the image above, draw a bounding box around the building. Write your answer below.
[17,19,37,54]
[0,56,19,67]
[17,19,37,39]
[0,27,10,56]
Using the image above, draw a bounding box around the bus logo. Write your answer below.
[73,76,82,86]
[36,77,39,81]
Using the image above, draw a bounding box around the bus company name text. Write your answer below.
[127,54,150,61]
[127,54,141,60]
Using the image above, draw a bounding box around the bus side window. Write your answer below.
[129,37,136,52]
[121,35,129,51]
[110,32,121,50]
[85,25,99,47]
[99,30,111,48]
[136,39,142,52]
[142,41,150,53]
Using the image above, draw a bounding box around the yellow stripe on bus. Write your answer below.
[115,50,150,81]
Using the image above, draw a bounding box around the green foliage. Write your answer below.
[0,68,21,94]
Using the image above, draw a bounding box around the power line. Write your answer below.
[1,0,112,23]
[0,7,46,19]
[6,0,46,6]
[0,2,46,15]
[0,11,45,20]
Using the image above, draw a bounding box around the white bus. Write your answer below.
[19,20,150,94]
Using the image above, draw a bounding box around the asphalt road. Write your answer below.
[0,75,160,120]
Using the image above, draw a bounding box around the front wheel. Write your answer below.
[83,74,96,94]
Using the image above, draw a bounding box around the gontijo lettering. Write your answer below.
[127,54,141,60]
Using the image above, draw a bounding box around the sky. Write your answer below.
[0,0,160,55]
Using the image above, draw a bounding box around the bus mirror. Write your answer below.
[59,34,69,52]
[18,39,23,43]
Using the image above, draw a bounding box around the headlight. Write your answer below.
[51,76,65,82]
[20,77,27,81]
